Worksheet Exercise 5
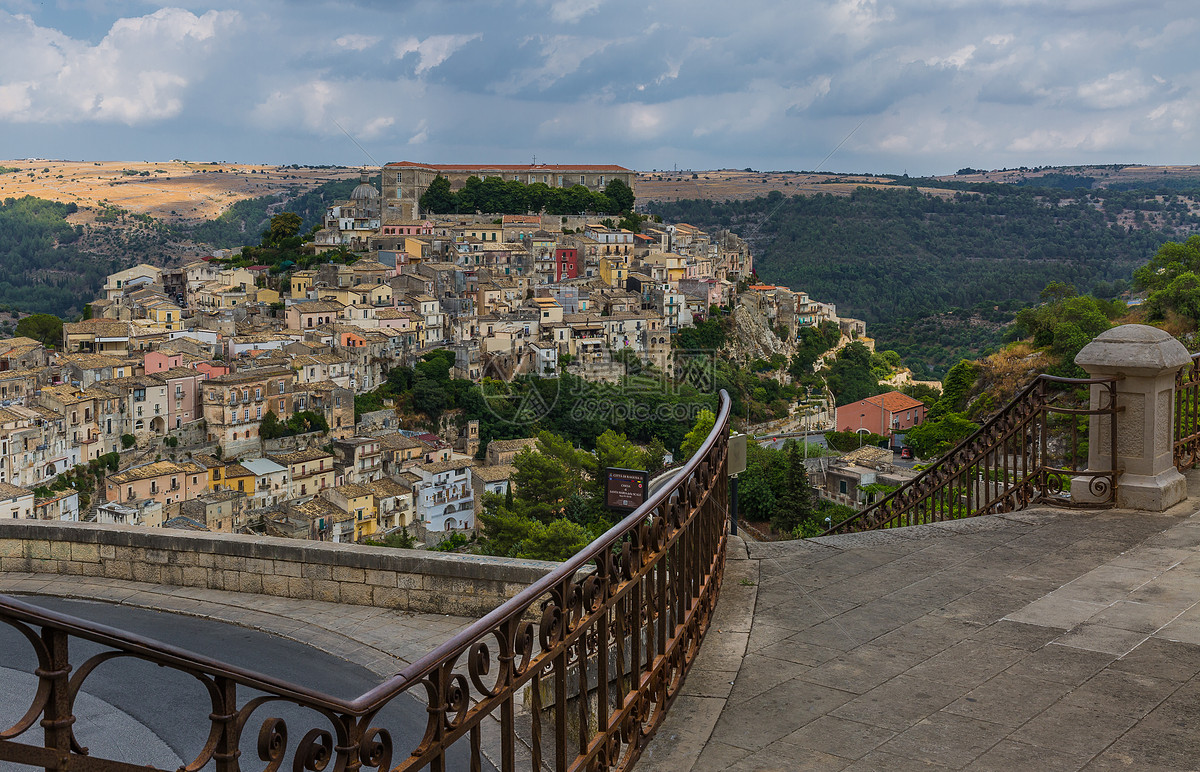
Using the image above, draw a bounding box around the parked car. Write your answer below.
[900,448,913,459]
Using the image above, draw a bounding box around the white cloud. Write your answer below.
[335,34,380,51]
[250,76,421,150]
[393,34,482,75]
[1076,71,1152,110]
[0,7,239,125]
[408,119,428,145]
[925,45,976,69]
[549,0,605,24]
[2,0,1198,173]
[496,35,614,94]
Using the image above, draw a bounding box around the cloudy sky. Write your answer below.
[0,0,1195,175]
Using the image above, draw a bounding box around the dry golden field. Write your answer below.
[937,164,1200,187]
[0,159,358,222]
[633,168,953,203]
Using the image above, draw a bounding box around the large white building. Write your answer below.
[412,458,475,532]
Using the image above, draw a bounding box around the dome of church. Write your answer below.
[350,172,379,200]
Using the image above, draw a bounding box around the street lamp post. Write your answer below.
[803,387,812,461]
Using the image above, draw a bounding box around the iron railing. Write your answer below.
[1175,352,1200,469]
[823,376,1119,535]
[0,391,731,771]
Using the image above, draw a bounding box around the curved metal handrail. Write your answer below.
[822,375,1118,536]
[1,390,733,771]
[1174,351,1200,470]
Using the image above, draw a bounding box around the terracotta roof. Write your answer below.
[487,437,538,453]
[472,464,516,482]
[270,448,334,466]
[0,481,32,499]
[863,391,927,413]
[109,460,204,484]
[418,458,474,474]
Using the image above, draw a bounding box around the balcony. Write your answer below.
[0,392,734,771]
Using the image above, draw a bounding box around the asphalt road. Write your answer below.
[0,596,485,770]
[758,430,831,451]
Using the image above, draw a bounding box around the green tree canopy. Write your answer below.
[827,342,884,405]
[1010,285,1119,375]
[15,313,63,348]
[604,179,635,212]
[679,409,716,461]
[265,212,302,246]
[1134,235,1200,293]
[904,413,979,459]
[419,175,456,214]
[592,429,643,479]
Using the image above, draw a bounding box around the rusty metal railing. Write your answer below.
[1175,353,1200,470]
[823,376,1119,535]
[0,391,732,771]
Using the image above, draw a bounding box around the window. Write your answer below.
[580,175,586,184]
[255,388,262,400]
[839,481,847,494]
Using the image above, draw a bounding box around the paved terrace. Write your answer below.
[643,471,1200,771]
[9,483,1200,770]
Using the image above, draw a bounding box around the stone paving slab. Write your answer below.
[640,479,1200,771]
[0,572,476,676]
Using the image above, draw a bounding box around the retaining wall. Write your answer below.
[0,520,554,617]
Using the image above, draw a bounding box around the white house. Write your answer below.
[412,458,475,532]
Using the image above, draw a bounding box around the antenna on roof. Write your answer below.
[532,154,537,166]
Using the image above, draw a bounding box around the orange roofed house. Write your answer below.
[838,391,927,438]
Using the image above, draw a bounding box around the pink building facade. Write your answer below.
[837,391,928,438]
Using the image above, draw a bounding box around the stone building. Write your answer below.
[381,162,636,220]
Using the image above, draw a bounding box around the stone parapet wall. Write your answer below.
[0,520,554,617]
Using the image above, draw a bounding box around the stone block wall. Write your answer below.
[0,520,554,617]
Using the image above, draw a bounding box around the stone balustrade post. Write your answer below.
[1072,324,1191,511]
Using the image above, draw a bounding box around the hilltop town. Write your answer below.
[0,161,880,546]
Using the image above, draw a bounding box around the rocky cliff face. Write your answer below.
[730,295,794,363]
[963,343,1055,419]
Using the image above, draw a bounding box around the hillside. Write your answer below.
[651,186,1174,322]
[634,168,951,204]
[0,160,357,223]
[633,164,1200,206]
[0,175,364,317]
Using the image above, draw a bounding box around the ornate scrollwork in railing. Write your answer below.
[1175,352,1200,470]
[824,376,1119,535]
[0,391,731,772]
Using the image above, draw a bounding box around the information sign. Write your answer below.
[605,467,650,512]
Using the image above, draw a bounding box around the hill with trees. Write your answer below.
[647,185,1177,327]
[0,196,117,317]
